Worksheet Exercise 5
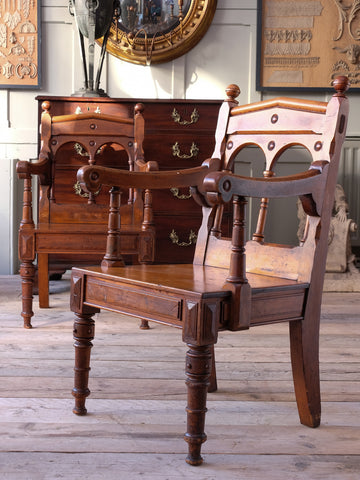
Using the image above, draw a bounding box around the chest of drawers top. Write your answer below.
[36,96,222,131]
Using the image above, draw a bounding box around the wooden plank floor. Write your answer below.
[0,274,359,479]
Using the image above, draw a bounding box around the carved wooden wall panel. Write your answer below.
[257,0,360,91]
[0,0,40,88]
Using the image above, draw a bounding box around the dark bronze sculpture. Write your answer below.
[69,0,119,96]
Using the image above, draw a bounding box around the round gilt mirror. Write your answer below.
[99,0,217,65]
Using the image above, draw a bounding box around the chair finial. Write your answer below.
[332,76,350,96]
[135,103,145,115]
[225,84,241,103]
[42,101,51,113]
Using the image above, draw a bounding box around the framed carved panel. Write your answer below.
[0,0,41,88]
[256,0,360,91]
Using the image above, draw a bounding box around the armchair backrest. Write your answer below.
[36,101,147,226]
[76,78,349,317]
[196,77,349,319]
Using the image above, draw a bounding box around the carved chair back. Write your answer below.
[193,80,349,329]
[16,101,155,328]
[37,101,148,226]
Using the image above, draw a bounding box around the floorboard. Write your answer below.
[0,274,359,479]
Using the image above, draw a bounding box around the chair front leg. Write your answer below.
[72,312,95,416]
[18,174,36,328]
[184,343,213,466]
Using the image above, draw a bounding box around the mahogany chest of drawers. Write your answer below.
[36,96,222,266]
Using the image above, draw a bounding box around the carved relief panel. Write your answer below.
[257,0,360,91]
[0,0,40,88]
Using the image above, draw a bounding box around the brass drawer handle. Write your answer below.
[171,107,199,125]
[172,141,199,159]
[169,229,197,247]
[73,180,101,198]
[74,143,89,156]
[170,187,192,200]
[74,143,102,156]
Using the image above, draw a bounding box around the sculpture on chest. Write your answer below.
[69,0,119,96]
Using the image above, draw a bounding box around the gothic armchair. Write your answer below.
[17,102,156,328]
[70,77,349,464]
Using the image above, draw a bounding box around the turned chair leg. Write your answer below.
[18,173,36,328]
[72,312,95,416]
[184,344,212,466]
[289,318,321,428]
[19,260,35,329]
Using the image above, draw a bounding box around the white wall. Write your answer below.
[1,0,359,273]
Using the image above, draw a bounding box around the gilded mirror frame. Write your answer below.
[100,0,217,65]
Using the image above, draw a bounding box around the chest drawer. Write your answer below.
[143,102,220,132]
[153,215,201,264]
[151,187,199,214]
[144,133,214,169]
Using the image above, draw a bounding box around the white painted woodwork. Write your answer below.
[1,0,360,272]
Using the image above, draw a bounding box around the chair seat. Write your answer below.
[73,264,309,329]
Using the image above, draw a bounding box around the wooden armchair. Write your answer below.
[17,102,156,328]
[70,77,349,465]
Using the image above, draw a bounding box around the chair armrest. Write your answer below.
[16,158,51,184]
[204,164,328,216]
[77,158,221,195]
